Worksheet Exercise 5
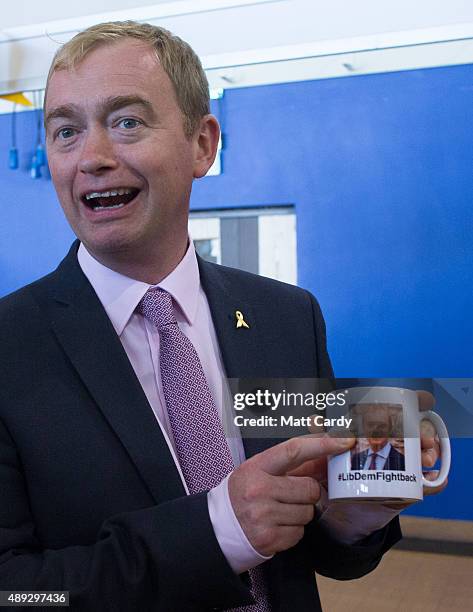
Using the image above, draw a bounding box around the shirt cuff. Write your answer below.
[316,486,402,545]
[207,474,273,575]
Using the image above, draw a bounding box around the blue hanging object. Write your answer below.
[30,91,45,178]
[9,147,18,170]
[35,143,45,166]
[9,103,19,170]
[30,155,41,179]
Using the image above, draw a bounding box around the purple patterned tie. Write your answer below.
[138,288,271,611]
[368,453,378,470]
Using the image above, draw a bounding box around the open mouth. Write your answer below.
[82,188,140,211]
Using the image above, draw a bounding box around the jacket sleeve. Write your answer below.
[303,514,402,580]
[0,418,253,612]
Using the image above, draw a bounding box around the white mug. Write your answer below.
[327,387,451,502]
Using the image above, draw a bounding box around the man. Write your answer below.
[0,21,444,611]
[351,406,406,471]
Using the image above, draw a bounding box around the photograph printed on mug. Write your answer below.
[349,403,405,471]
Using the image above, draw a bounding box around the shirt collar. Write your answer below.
[368,442,391,459]
[77,241,200,336]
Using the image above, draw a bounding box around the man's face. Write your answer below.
[363,406,391,451]
[45,39,210,264]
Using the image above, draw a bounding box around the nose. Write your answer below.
[78,128,118,174]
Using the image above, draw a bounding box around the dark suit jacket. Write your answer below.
[351,446,406,471]
[0,241,401,611]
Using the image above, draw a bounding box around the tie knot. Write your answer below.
[138,288,176,330]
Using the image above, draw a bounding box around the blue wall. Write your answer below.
[0,112,74,294]
[1,63,472,519]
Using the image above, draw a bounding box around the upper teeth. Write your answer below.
[85,188,133,200]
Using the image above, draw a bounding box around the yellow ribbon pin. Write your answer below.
[235,310,250,329]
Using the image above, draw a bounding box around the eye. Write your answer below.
[117,118,142,129]
[57,127,77,140]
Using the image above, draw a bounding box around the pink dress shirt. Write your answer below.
[77,242,400,573]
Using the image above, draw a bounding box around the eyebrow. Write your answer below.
[44,104,80,129]
[44,95,156,129]
[105,95,155,117]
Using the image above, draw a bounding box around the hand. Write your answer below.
[284,428,352,485]
[417,390,447,494]
[285,391,448,512]
[383,390,447,510]
[228,434,354,556]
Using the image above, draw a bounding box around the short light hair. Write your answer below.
[45,20,210,137]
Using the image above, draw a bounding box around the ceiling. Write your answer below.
[2,0,473,106]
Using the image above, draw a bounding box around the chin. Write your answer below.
[81,235,138,258]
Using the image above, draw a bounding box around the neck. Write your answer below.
[370,441,388,453]
[83,234,189,284]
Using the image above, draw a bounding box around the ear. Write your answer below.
[192,114,221,178]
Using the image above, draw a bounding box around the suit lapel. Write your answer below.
[198,258,279,458]
[43,242,185,504]
[198,258,261,379]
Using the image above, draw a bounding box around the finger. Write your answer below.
[423,470,448,496]
[271,501,316,526]
[308,418,325,435]
[416,390,435,412]
[286,457,327,480]
[255,434,355,476]
[272,475,320,504]
[420,420,436,439]
[422,448,439,468]
[420,435,435,449]
[420,435,440,467]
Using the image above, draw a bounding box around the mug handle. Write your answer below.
[420,410,451,488]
